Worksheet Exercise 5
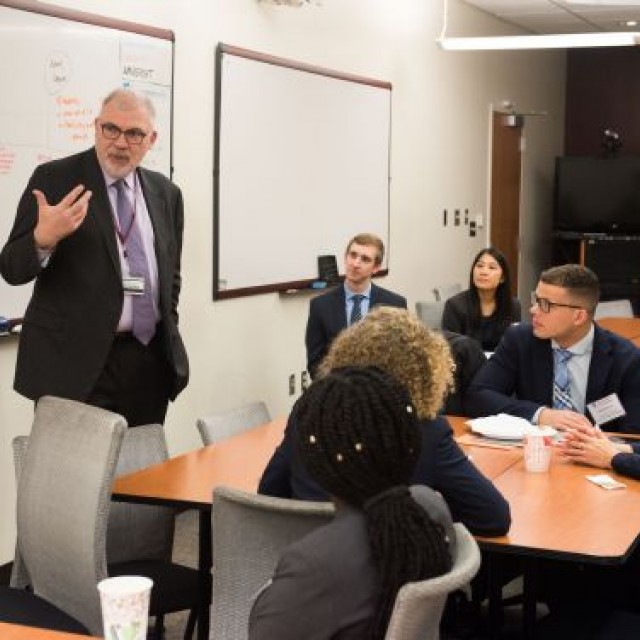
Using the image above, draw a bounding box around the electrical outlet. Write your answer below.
[454,209,460,226]
[469,220,477,238]
[464,208,469,225]
[288,373,296,396]
[301,371,309,392]
[443,208,448,227]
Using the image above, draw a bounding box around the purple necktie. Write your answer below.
[113,179,156,345]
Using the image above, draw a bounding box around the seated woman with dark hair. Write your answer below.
[442,247,521,352]
[259,307,511,537]
[249,366,455,640]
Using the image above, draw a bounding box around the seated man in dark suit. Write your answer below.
[305,233,406,378]
[466,264,640,433]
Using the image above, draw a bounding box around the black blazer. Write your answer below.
[442,289,521,352]
[0,148,188,402]
[465,323,640,433]
[258,407,511,537]
[305,283,407,377]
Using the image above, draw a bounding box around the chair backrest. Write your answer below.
[384,523,481,640]
[106,423,175,565]
[197,401,271,446]
[433,283,462,302]
[210,486,335,640]
[11,435,29,480]
[415,301,445,329]
[594,299,634,320]
[15,396,126,636]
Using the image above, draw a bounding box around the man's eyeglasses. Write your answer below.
[530,292,583,314]
[100,122,147,145]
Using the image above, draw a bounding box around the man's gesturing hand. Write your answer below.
[33,184,92,250]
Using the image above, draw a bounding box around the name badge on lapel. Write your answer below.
[587,393,626,428]
[122,276,145,296]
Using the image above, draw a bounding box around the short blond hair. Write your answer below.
[345,233,385,266]
[319,307,454,419]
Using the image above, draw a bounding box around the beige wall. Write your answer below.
[0,0,565,561]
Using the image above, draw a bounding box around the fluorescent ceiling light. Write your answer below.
[566,1,640,5]
[438,31,640,50]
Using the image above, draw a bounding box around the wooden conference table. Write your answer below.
[0,622,98,639]
[453,416,640,638]
[113,415,640,640]
[597,316,640,343]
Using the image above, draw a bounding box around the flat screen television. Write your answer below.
[554,155,640,234]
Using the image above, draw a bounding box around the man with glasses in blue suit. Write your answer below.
[466,264,640,433]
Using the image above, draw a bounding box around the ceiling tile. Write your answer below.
[462,0,640,33]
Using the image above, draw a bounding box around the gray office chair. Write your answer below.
[210,485,335,640]
[594,299,634,320]
[433,283,462,302]
[107,423,199,640]
[415,301,445,329]
[197,401,271,446]
[9,396,126,636]
[9,436,30,590]
[384,523,481,640]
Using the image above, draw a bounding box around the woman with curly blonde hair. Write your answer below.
[259,306,510,536]
[319,306,453,419]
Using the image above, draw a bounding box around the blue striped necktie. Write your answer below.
[553,348,575,411]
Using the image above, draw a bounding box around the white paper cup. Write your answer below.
[97,576,153,640]
[524,433,552,473]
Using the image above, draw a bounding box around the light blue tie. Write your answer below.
[350,294,364,325]
[553,348,575,411]
[113,180,156,345]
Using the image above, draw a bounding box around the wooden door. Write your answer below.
[490,111,523,294]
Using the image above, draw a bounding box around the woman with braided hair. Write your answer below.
[249,366,455,640]
[259,306,510,537]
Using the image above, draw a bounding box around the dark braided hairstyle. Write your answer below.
[295,366,452,640]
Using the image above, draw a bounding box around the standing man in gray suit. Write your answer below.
[0,89,188,427]
[305,233,406,377]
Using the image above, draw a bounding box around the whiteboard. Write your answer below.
[214,44,391,300]
[0,0,174,319]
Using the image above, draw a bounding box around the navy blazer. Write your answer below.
[0,148,188,402]
[305,283,407,377]
[258,406,511,537]
[613,444,640,480]
[465,323,640,433]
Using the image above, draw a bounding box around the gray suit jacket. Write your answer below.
[0,148,188,402]
[248,485,455,640]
